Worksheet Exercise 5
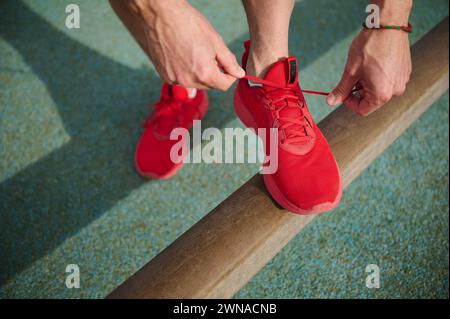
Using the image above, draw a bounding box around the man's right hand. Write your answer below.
[110,0,245,91]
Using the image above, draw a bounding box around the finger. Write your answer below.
[216,46,245,79]
[175,77,213,91]
[394,78,408,96]
[206,68,236,91]
[357,98,377,116]
[327,68,359,106]
[343,89,376,117]
[343,94,363,114]
[186,83,212,90]
[354,82,363,91]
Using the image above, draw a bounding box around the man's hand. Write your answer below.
[327,0,413,116]
[110,0,245,91]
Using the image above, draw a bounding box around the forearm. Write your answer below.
[371,0,413,25]
[109,0,187,54]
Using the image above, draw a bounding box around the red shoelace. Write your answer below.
[146,76,331,144]
[242,74,329,145]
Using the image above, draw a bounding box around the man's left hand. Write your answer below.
[327,28,412,116]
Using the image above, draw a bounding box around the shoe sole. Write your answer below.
[135,161,183,180]
[135,93,209,180]
[233,87,342,215]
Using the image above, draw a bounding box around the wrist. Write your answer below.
[371,0,412,25]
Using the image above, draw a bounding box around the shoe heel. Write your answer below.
[233,86,257,130]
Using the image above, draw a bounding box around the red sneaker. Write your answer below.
[234,41,342,214]
[135,84,208,179]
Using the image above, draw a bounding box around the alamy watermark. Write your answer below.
[365,4,380,28]
[365,264,380,289]
[65,264,80,289]
[169,120,279,174]
[65,4,80,29]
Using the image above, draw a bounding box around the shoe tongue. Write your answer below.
[264,58,307,144]
[264,57,298,87]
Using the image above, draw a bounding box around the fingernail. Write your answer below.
[237,67,246,78]
[326,94,337,106]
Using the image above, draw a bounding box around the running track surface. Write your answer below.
[0,0,448,298]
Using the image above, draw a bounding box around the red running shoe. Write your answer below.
[234,41,342,214]
[135,84,208,179]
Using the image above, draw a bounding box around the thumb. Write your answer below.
[216,45,245,79]
[327,69,358,106]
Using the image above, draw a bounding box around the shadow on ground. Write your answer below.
[0,0,361,285]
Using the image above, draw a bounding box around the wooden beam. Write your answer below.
[108,17,449,299]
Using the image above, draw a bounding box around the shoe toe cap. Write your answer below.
[135,131,182,179]
[267,139,342,213]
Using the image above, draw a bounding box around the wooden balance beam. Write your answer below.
[108,17,449,299]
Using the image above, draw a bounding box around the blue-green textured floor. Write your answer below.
[0,0,448,298]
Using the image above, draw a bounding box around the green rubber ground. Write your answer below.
[0,0,448,298]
